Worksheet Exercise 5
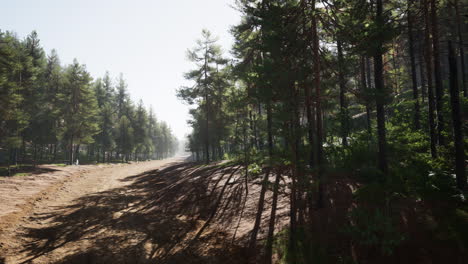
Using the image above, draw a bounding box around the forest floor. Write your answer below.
[0,158,290,264]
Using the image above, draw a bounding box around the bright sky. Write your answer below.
[1,0,240,139]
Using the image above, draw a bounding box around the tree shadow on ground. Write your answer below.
[18,161,247,264]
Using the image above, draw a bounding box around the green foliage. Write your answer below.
[272,227,330,264]
[247,162,262,176]
[59,59,100,146]
[343,208,405,256]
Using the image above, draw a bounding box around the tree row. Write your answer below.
[0,31,178,173]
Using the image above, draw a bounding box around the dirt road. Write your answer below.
[0,157,187,263]
[0,158,289,264]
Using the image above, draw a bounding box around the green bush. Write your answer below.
[343,208,405,256]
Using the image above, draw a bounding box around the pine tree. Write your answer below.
[177,29,225,163]
[59,59,99,164]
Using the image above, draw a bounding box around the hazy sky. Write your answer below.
[1,0,240,139]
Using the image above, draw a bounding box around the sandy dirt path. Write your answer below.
[0,157,185,264]
[0,158,291,264]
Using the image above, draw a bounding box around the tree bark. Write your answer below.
[424,0,438,158]
[75,144,80,163]
[312,0,324,208]
[53,143,57,162]
[337,38,348,146]
[408,0,421,130]
[430,0,445,145]
[374,0,389,176]
[204,49,211,164]
[69,135,74,165]
[360,56,372,135]
[448,41,466,190]
[453,0,467,97]
[419,36,427,103]
[365,56,373,135]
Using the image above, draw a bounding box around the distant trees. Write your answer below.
[0,30,178,168]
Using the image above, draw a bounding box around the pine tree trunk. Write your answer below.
[75,144,80,163]
[430,0,445,145]
[69,135,74,165]
[337,38,348,146]
[204,52,210,164]
[39,144,44,162]
[360,56,372,135]
[453,0,467,97]
[302,3,315,168]
[424,0,438,158]
[33,143,37,167]
[304,79,315,167]
[21,138,26,163]
[312,0,324,208]
[365,56,373,135]
[374,0,388,176]
[408,0,421,130]
[7,148,12,176]
[448,41,466,190]
[419,36,427,103]
[53,143,57,162]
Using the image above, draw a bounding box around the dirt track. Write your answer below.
[0,157,188,263]
[0,158,290,264]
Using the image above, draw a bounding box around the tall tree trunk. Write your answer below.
[408,0,421,130]
[39,144,44,162]
[204,51,211,164]
[312,0,324,208]
[430,0,445,145]
[285,80,300,262]
[75,144,80,163]
[304,79,316,167]
[419,36,427,103]
[69,135,74,165]
[257,103,264,150]
[448,41,466,190]
[453,0,467,97]
[302,3,315,168]
[374,0,388,176]
[7,148,12,176]
[337,38,348,146]
[424,0,438,158]
[33,143,37,167]
[366,56,373,135]
[53,143,57,162]
[267,101,274,158]
[21,138,26,163]
[360,56,372,135]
